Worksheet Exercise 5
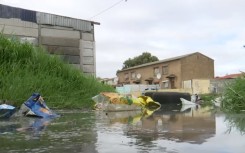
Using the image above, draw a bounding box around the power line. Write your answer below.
[89,0,127,20]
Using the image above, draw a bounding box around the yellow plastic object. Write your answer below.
[92,92,161,112]
[100,92,133,105]
[132,96,157,106]
[142,109,154,117]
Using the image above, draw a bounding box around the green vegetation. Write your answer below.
[122,52,159,69]
[0,34,115,109]
[222,75,245,113]
[199,74,245,113]
[199,93,221,107]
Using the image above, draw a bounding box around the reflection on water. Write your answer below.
[128,106,216,145]
[16,117,53,139]
[0,107,245,153]
[224,114,245,135]
[96,106,245,153]
[97,106,215,153]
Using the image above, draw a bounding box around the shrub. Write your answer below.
[222,74,245,113]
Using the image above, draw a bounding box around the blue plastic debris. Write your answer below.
[21,93,59,118]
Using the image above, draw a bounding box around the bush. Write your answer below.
[222,74,245,113]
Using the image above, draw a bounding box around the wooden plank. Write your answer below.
[41,36,79,47]
[43,45,80,56]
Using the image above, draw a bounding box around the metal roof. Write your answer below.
[0,4,99,31]
[216,73,243,79]
[0,4,36,22]
[36,12,94,31]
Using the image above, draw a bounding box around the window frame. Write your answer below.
[153,67,160,76]
[124,73,129,80]
[131,71,136,80]
[162,65,168,75]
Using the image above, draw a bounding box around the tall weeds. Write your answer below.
[0,34,114,108]
[222,73,245,113]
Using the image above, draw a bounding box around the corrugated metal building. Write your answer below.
[0,4,99,75]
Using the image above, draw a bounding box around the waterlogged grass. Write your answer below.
[0,34,115,108]
[222,75,245,113]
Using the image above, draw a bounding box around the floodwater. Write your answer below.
[0,106,245,153]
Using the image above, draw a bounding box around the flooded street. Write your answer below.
[0,106,245,153]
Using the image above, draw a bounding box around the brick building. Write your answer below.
[117,52,214,89]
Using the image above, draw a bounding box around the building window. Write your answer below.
[131,72,136,80]
[124,73,129,80]
[153,67,160,76]
[162,66,168,75]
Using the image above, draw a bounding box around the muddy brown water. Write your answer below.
[0,106,245,153]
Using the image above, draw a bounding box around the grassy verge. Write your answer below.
[0,34,115,109]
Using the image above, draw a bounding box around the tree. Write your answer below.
[122,52,159,69]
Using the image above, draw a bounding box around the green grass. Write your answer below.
[0,34,115,109]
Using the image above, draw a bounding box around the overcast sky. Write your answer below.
[1,0,244,78]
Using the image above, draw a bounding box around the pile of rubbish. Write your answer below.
[0,93,59,119]
[92,92,161,114]
[1,92,161,119]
